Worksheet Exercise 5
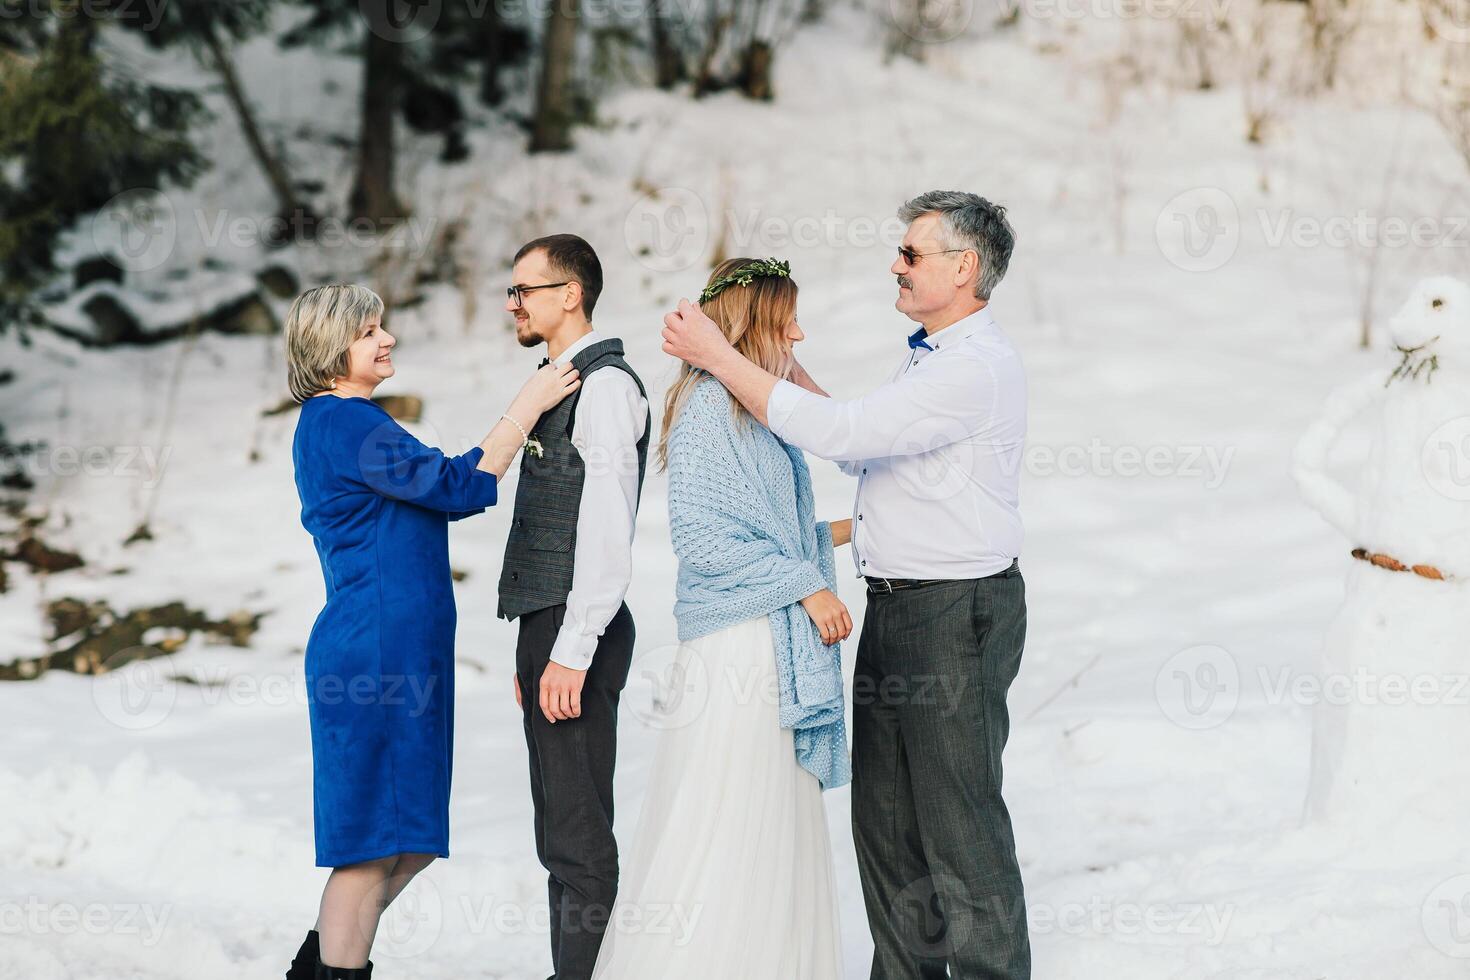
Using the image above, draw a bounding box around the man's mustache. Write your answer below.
[897,275,913,289]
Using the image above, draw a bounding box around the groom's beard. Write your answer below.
[515,318,545,348]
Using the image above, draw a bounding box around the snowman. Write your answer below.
[1292,276,1470,832]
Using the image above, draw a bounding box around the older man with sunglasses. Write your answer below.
[662,190,1031,980]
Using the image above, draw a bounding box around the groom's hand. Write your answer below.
[539,662,587,723]
[661,299,731,370]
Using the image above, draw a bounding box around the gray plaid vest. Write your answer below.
[496,338,649,621]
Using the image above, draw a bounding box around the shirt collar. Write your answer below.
[554,328,603,366]
[904,307,995,353]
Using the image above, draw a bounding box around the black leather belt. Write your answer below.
[864,576,947,594]
[865,561,1019,595]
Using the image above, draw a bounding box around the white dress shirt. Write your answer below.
[766,307,1026,580]
[548,330,649,670]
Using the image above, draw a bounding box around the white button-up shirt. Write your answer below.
[548,330,648,669]
[766,307,1026,580]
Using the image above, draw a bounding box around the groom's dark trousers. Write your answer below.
[853,560,1031,980]
[515,601,635,980]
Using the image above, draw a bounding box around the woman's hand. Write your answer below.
[800,589,852,645]
[829,518,853,548]
[476,363,581,478]
[508,362,581,423]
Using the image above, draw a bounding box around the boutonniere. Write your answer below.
[525,434,545,458]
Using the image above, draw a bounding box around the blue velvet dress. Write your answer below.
[292,394,499,867]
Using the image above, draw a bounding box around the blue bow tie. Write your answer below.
[907,329,933,352]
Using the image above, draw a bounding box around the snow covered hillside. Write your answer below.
[4,4,1470,978]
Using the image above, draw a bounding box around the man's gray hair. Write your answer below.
[898,191,1015,300]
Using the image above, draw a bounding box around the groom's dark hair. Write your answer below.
[515,233,604,319]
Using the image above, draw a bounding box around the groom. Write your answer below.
[662,191,1031,978]
[498,233,650,980]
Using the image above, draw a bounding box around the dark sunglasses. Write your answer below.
[507,281,571,309]
[897,245,966,266]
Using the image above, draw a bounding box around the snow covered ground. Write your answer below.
[5,5,1470,978]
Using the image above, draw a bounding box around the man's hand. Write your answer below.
[662,299,733,370]
[539,661,587,724]
[514,672,522,709]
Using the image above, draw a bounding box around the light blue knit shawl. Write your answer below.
[666,375,851,790]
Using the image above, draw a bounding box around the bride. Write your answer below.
[591,258,853,979]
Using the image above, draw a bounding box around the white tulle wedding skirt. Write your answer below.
[592,614,843,980]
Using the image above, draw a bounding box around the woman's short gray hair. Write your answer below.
[898,191,1015,300]
[284,284,384,402]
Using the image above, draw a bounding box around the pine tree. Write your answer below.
[0,7,206,326]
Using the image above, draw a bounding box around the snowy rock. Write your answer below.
[255,264,300,300]
[72,254,125,290]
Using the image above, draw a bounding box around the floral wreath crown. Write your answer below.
[697,257,792,305]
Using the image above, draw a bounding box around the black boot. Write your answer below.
[315,959,373,980]
[286,931,319,980]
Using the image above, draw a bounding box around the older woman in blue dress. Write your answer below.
[281,284,579,980]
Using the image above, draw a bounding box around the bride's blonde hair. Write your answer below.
[656,257,798,471]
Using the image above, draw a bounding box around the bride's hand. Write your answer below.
[508,362,580,422]
[800,589,852,645]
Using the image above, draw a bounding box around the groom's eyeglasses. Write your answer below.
[507,281,571,309]
[897,245,966,267]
